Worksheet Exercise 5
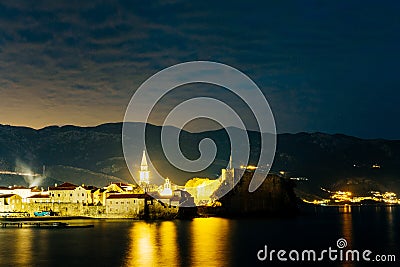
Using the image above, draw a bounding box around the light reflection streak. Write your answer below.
[124,223,155,266]
[123,219,231,267]
[190,218,231,267]
[124,221,180,267]
[158,221,179,266]
[385,206,395,247]
[12,229,33,266]
[340,205,354,267]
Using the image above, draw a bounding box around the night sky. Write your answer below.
[0,1,399,139]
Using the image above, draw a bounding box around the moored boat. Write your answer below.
[33,211,51,217]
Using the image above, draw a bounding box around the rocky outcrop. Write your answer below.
[213,171,297,217]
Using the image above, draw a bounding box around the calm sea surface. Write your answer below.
[0,205,399,267]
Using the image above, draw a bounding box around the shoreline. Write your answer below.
[3,203,396,222]
[0,216,92,222]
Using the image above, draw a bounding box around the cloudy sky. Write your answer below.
[0,0,399,139]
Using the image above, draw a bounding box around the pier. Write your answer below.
[0,221,94,228]
[1,222,24,228]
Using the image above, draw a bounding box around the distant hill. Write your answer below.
[45,165,126,188]
[0,123,399,196]
[275,132,400,195]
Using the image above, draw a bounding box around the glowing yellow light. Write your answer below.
[159,178,173,196]
[190,218,230,267]
[246,165,257,170]
[125,223,155,266]
[240,165,258,170]
[185,178,220,205]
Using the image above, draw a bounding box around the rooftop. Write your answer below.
[107,194,147,199]
[59,182,78,188]
[48,182,78,190]
[48,187,75,191]
[11,186,29,189]
[0,187,11,190]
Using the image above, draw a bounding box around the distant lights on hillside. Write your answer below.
[304,188,400,205]
[352,163,381,169]
[240,165,258,170]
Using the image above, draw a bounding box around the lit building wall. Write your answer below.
[0,187,36,203]
[48,186,90,204]
[105,194,146,217]
[0,194,23,212]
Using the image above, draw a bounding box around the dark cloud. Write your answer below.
[0,0,399,138]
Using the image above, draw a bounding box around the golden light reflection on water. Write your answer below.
[385,206,395,246]
[190,218,231,267]
[158,222,178,266]
[123,218,231,267]
[339,206,354,267]
[6,229,34,267]
[339,205,353,245]
[124,223,156,266]
[3,226,55,267]
[123,221,182,267]
[0,211,399,267]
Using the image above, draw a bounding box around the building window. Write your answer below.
[70,194,72,197]
[121,202,124,204]
[134,200,136,204]
[82,193,84,197]
[110,201,112,204]
[58,194,60,197]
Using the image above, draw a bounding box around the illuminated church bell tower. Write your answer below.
[139,150,150,186]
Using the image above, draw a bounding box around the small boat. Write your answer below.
[36,222,68,228]
[34,211,51,217]
[64,224,95,228]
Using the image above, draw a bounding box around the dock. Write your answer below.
[0,221,94,228]
[1,222,24,228]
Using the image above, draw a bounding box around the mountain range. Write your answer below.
[0,123,399,198]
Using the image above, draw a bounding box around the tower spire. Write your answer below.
[141,150,148,170]
[139,150,150,185]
